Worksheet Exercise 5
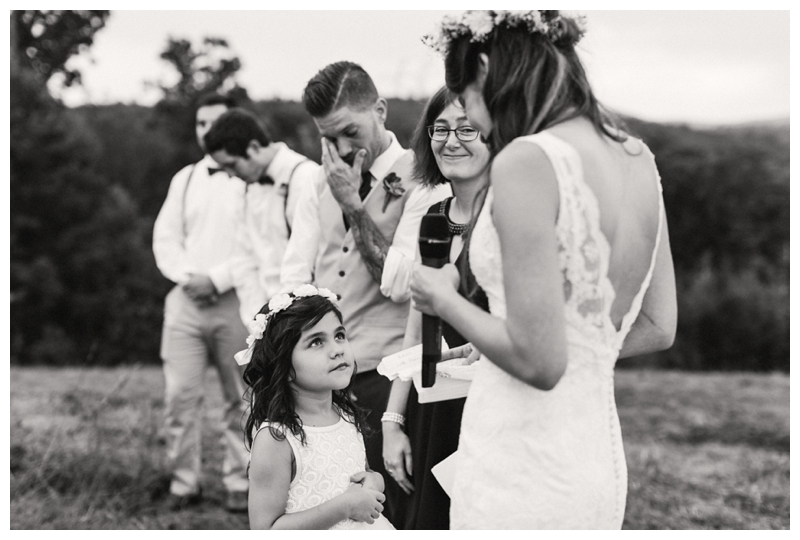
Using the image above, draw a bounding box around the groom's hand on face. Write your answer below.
[321,138,365,211]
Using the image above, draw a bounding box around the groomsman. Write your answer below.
[281,61,451,526]
[204,108,319,326]
[152,94,249,513]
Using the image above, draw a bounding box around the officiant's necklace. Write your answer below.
[439,197,468,236]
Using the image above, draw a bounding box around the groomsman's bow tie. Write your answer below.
[208,166,226,176]
[258,175,275,185]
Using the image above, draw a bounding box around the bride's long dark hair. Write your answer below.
[444,10,627,154]
[443,11,632,296]
[242,295,367,449]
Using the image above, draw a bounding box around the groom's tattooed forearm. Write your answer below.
[345,207,389,284]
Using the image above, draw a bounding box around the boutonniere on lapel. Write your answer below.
[382,172,405,212]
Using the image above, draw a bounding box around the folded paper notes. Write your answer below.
[377,342,476,403]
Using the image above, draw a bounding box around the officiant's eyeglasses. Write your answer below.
[427,125,480,142]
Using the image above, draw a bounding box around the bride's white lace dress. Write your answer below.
[450,131,663,529]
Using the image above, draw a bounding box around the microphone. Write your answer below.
[418,214,452,388]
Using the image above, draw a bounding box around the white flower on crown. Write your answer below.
[440,14,461,36]
[422,10,586,56]
[268,293,293,314]
[234,286,342,366]
[560,11,588,36]
[245,313,268,348]
[293,284,319,297]
[461,10,494,42]
[248,313,267,337]
[317,287,338,304]
[495,10,546,32]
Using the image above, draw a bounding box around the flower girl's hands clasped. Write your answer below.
[341,483,386,524]
[410,262,461,316]
[349,470,385,493]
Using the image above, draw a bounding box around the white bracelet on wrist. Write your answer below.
[381,412,406,427]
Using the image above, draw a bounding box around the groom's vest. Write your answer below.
[314,150,417,372]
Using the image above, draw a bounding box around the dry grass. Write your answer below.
[9,367,789,529]
[617,370,789,529]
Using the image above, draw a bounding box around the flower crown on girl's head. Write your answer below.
[234,284,339,366]
[422,10,587,55]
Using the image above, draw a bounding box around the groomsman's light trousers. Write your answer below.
[160,286,249,497]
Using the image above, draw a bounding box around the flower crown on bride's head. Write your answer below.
[234,284,339,366]
[422,10,587,55]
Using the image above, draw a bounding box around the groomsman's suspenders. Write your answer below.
[181,163,199,239]
[241,157,314,236]
[283,158,313,236]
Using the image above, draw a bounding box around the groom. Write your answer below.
[281,61,450,526]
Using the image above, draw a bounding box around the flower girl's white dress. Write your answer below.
[258,418,394,530]
[450,131,663,529]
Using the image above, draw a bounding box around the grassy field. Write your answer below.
[9,367,789,530]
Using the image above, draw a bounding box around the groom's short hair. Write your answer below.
[303,61,379,118]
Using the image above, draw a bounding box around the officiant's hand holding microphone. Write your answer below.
[412,214,462,387]
[410,262,460,316]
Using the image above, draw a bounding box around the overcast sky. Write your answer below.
[55,9,790,126]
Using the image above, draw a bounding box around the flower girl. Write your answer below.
[237,284,394,529]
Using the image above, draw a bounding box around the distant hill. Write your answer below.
[714,118,790,149]
[15,98,787,371]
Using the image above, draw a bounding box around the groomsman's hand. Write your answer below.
[321,138,364,212]
[410,262,460,317]
[183,274,218,307]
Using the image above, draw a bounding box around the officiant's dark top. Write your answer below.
[399,198,489,530]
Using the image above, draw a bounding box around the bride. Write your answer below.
[411,11,677,529]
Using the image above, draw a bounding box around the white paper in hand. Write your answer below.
[431,451,459,499]
[376,338,449,381]
[378,339,476,403]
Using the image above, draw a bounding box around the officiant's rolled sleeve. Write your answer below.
[380,247,413,302]
[379,183,452,302]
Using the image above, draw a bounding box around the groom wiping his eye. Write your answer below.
[280,61,450,528]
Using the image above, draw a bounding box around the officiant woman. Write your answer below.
[381,86,490,530]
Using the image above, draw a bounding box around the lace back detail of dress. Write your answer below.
[513,132,664,356]
[530,133,617,349]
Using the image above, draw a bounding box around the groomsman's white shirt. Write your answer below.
[231,143,319,325]
[153,154,245,292]
[281,131,452,302]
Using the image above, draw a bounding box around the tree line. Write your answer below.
[10,11,788,371]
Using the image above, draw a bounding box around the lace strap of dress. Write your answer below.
[511,132,581,231]
[613,162,665,348]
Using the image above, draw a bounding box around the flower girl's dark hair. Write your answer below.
[242,295,366,448]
